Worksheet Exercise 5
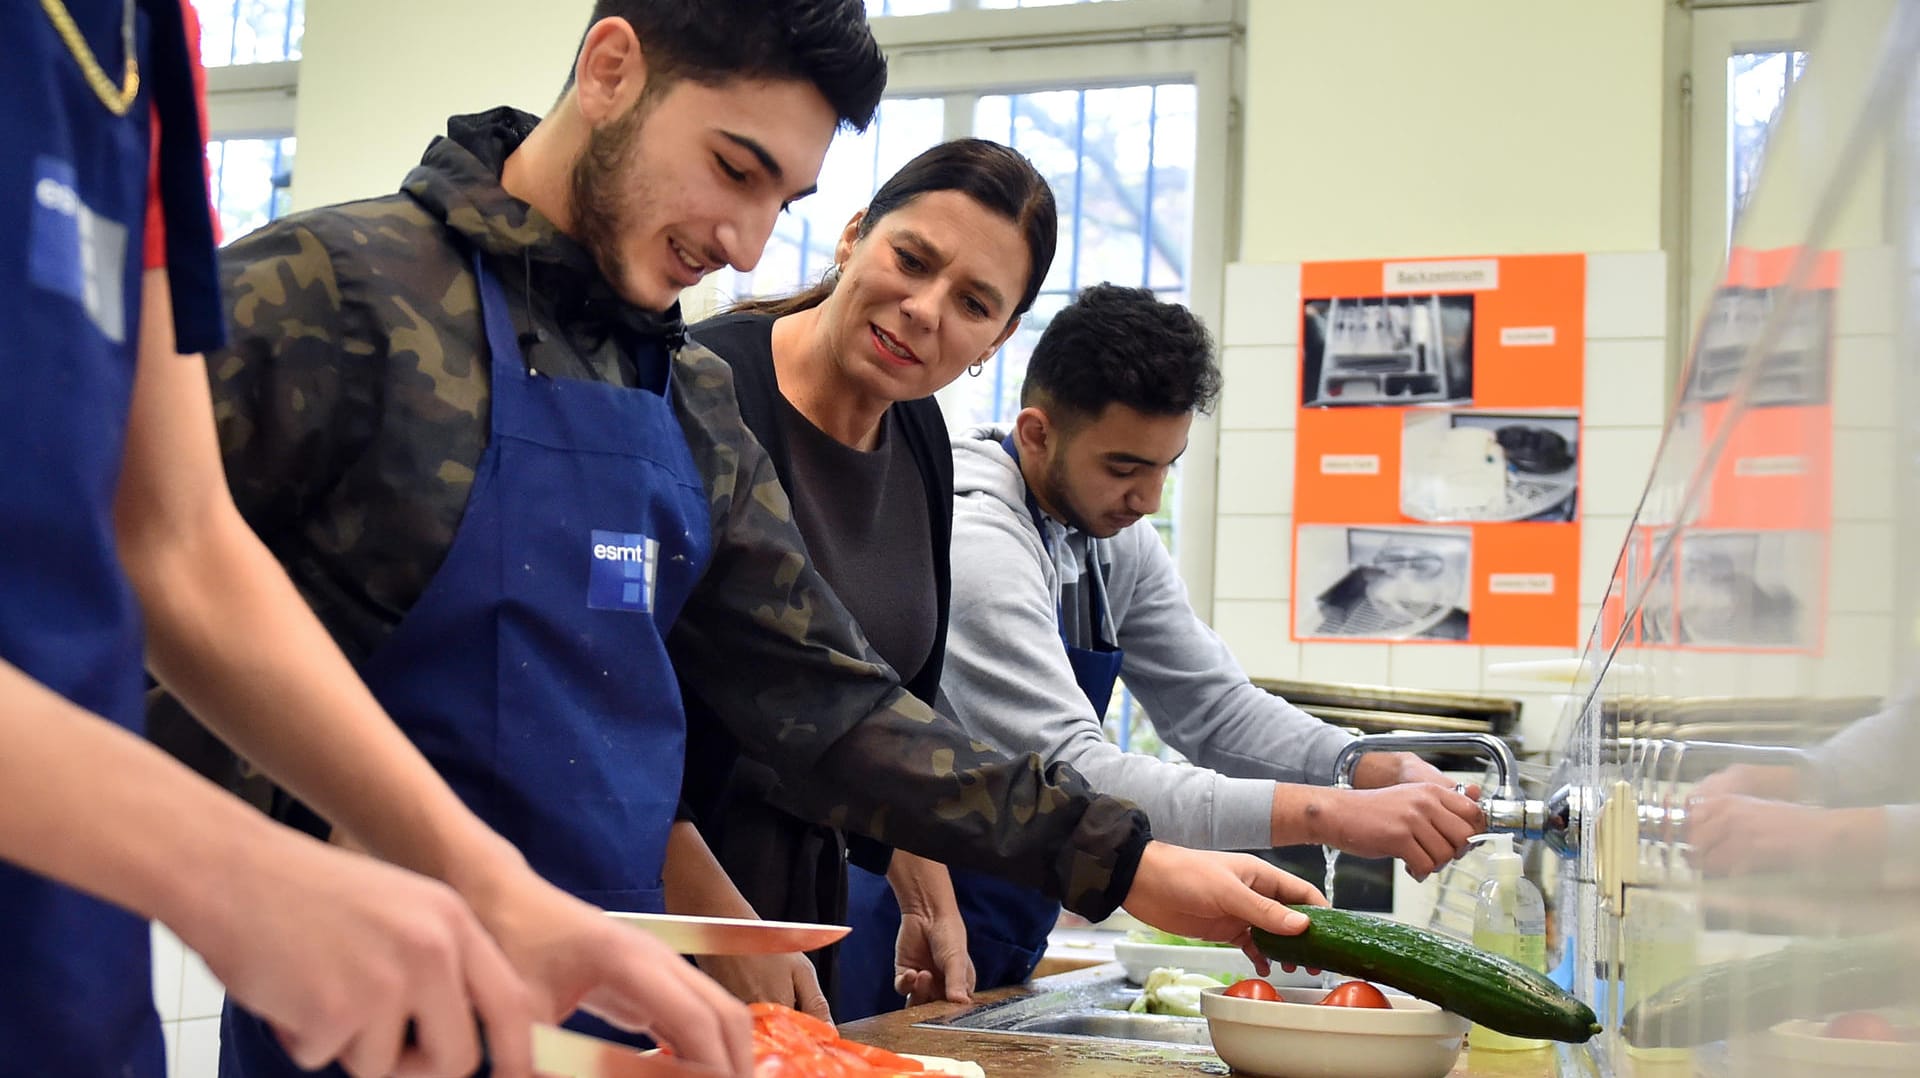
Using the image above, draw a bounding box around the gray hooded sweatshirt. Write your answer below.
[942,425,1355,851]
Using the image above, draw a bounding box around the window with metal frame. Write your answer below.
[192,0,302,241]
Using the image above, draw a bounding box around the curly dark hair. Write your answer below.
[1021,283,1221,423]
[569,1,887,131]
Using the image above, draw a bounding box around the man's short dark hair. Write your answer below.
[571,1,887,131]
[1021,283,1222,424]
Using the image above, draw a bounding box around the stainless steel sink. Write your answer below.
[912,973,1216,1050]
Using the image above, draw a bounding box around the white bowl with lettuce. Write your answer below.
[1116,929,1320,988]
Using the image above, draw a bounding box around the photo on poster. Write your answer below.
[1636,529,1677,645]
[1683,286,1832,407]
[1674,530,1820,648]
[1400,410,1579,523]
[1296,525,1472,641]
[1302,293,1475,407]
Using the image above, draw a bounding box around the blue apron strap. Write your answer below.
[1001,433,1123,712]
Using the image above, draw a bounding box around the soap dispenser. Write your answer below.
[1467,832,1547,1052]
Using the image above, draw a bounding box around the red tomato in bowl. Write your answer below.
[1320,980,1392,1009]
[1223,978,1280,1002]
[1823,1012,1901,1041]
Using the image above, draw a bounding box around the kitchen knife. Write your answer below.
[604,911,849,955]
[532,1023,721,1078]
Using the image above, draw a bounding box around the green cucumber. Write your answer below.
[1623,932,1920,1049]
[1252,905,1600,1043]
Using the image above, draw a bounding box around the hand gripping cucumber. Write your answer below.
[1253,905,1600,1043]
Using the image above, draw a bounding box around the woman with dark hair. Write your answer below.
[667,138,1055,1021]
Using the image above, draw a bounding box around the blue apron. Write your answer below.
[1,2,209,1074]
[221,255,713,1075]
[836,436,1124,1020]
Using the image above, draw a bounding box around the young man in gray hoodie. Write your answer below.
[839,284,1488,1016]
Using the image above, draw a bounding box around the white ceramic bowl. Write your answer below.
[1742,1019,1920,1077]
[1200,984,1468,1078]
[1113,939,1320,988]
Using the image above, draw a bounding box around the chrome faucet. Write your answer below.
[1332,733,1814,862]
[1332,732,1566,855]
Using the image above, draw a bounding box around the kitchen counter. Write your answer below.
[838,963,1655,1078]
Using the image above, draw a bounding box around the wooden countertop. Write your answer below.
[836,963,1630,1078]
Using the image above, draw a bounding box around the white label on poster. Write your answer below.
[1500,326,1556,347]
[1734,456,1807,477]
[1382,259,1500,294]
[1489,573,1556,595]
[1320,454,1382,476]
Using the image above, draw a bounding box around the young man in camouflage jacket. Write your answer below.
[158,5,1328,1070]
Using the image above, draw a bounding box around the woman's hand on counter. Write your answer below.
[1118,842,1327,975]
[890,852,976,1006]
[695,952,834,1021]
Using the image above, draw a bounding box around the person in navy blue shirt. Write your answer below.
[1,4,763,1075]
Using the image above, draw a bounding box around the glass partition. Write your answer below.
[1546,2,1920,1074]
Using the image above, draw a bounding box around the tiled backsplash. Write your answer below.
[1212,253,1672,751]
[153,924,222,1078]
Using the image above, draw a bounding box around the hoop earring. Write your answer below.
[823,263,841,287]
[967,359,986,378]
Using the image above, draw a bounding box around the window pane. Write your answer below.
[191,0,304,66]
[712,97,944,304]
[206,137,295,243]
[951,83,1195,430]
[1728,50,1806,237]
[865,0,953,15]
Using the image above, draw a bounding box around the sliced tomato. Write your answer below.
[1320,980,1392,1009]
[839,1040,926,1071]
[1223,978,1281,1002]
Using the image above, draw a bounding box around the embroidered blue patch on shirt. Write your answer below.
[28,155,129,344]
[589,529,658,613]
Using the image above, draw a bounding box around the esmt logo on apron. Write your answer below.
[589,529,659,613]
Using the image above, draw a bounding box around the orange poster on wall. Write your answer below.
[1598,246,1837,654]
[1291,253,1584,647]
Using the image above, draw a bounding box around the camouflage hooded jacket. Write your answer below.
[202,108,1148,916]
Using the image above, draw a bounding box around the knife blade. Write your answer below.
[605,911,850,955]
[531,1023,721,1078]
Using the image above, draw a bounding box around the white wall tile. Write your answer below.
[1580,516,1633,605]
[1388,644,1483,692]
[1831,334,1896,431]
[1298,641,1393,688]
[1219,345,1299,431]
[1585,252,1667,340]
[1833,246,1896,337]
[1832,429,1896,523]
[1214,515,1292,601]
[1216,431,1296,515]
[1513,692,1576,754]
[1580,429,1661,515]
[162,1020,180,1078]
[1583,339,1670,428]
[1482,646,1584,696]
[176,1016,221,1078]
[1814,613,1896,699]
[1213,599,1301,679]
[151,922,185,1023]
[1827,522,1897,614]
[1223,262,1300,347]
[180,948,225,1021]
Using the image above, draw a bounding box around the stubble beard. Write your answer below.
[569,97,654,303]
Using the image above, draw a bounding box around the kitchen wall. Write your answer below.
[1211,0,1672,753]
[290,0,595,213]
